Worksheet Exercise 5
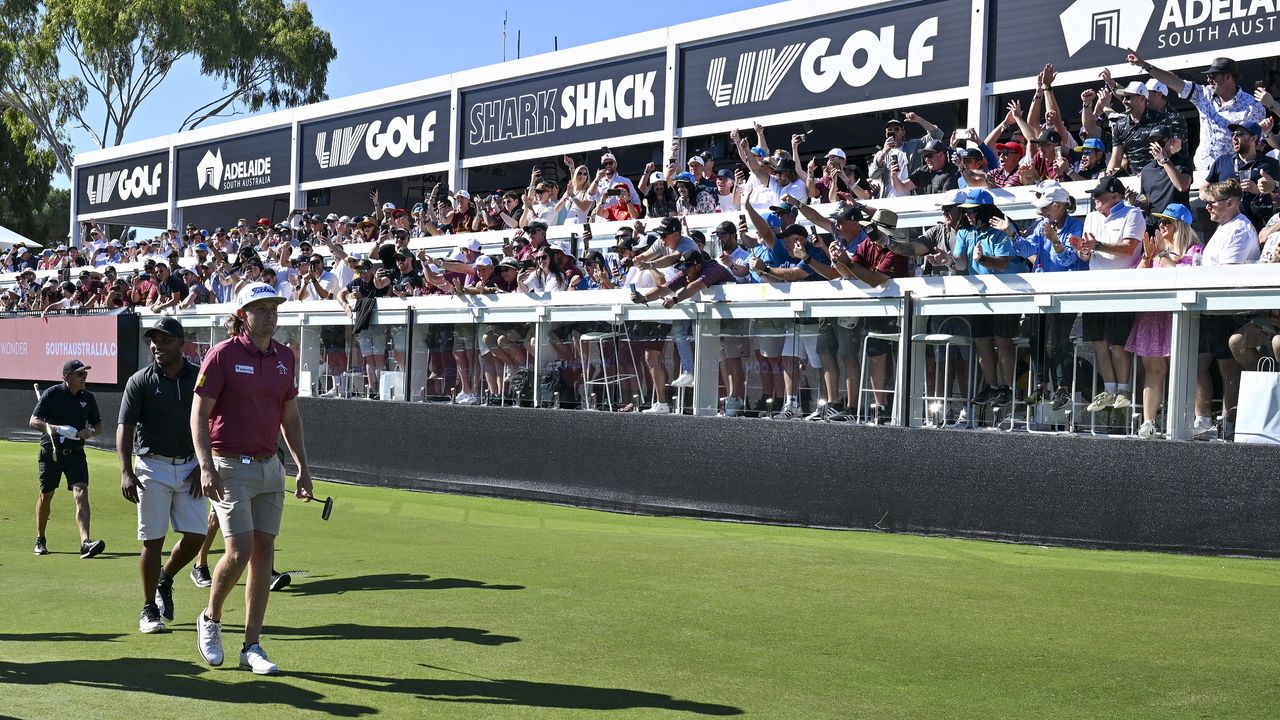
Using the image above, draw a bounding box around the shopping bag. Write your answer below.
[1235,370,1280,444]
[379,371,405,401]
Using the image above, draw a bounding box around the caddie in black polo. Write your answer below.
[30,358,105,558]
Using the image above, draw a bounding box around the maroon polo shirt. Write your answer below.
[195,333,297,458]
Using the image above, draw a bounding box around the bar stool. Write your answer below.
[910,327,976,428]
[997,336,1037,432]
[578,324,641,411]
[856,330,901,424]
[1070,341,1142,435]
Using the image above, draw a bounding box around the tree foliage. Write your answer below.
[0,0,336,178]
[0,119,55,245]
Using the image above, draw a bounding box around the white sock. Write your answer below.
[1117,384,1131,394]
[1196,415,1211,426]
[1104,382,1117,394]
[785,395,797,405]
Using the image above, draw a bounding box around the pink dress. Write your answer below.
[1126,245,1203,358]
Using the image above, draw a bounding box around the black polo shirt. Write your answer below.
[118,359,200,457]
[33,384,101,450]
[1140,152,1194,215]
[909,162,960,195]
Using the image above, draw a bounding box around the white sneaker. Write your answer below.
[196,612,223,666]
[455,392,480,406]
[642,402,671,414]
[1111,392,1132,410]
[670,372,694,388]
[139,605,166,634]
[948,408,972,429]
[769,401,800,420]
[723,396,744,418]
[1085,391,1114,412]
[239,642,279,675]
[1137,420,1157,439]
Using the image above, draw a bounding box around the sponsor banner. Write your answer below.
[990,0,1280,82]
[76,152,169,214]
[460,53,666,159]
[678,0,971,127]
[176,127,292,201]
[301,96,450,183]
[0,315,123,384]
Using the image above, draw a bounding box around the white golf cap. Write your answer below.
[474,255,494,267]
[826,148,847,159]
[936,189,967,207]
[1032,186,1072,208]
[459,238,483,253]
[236,281,287,311]
[1144,79,1168,95]
[687,156,704,166]
[381,202,396,210]
[601,152,617,163]
[454,189,471,199]
[649,171,666,183]
[1115,81,1149,98]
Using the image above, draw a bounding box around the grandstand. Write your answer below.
[4,0,1280,554]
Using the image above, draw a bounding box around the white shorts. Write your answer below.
[135,455,208,541]
[752,319,788,358]
[782,326,823,368]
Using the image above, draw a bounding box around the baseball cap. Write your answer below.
[716,169,734,180]
[325,213,339,222]
[62,359,91,375]
[714,220,737,236]
[454,189,471,200]
[936,189,968,207]
[655,216,682,236]
[687,156,704,166]
[995,141,1025,156]
[355,258,373,271]
[601,152,617,163]
[829,204,866,223]
[649,171,667,184]
[1144,79,1168,96]
[1076,138,1107,153]
[955,147,983,161]
[235,282,287,311]
[761,212,783,229]
[381,202,396,211]
[1032,186,1072,208]
[256,217,271,227]
[769,201,799,214]
[672,171,697,185]
[1115,81,1149,98]
[459,238,483,253]
[1152,203,1194,226]
[1228,121,1263,138]
[826,148,847,160]
[194,242,210,251]
[921,139,947,154]
[1032,129,1062,144]
[1087,176,1126,195]
[778,223,808,239]
[749,146,766,158]
[884,118,903,128]
[957,189,995,208]
[474,255,494,267]
[673,250,706,270]
[526,220,548,233]
[144,317,186,341]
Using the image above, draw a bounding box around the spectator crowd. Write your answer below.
[3,55,1279,439]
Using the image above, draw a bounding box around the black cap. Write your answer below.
[921,139,947,154]
[62,359,91,375]
[1087,176,1126,195]
[769,201,799,214]
[714,220,737,235]
[1147,126,1172,143]
[144,317,186,341]
[1203,57,1239,77]
[673,249,707,270]
[716,168,734,179]
[655,216,682,236]
[772,158,797,173]
[830,204,867,223]
[779,223,809,239]
[1032,129,1062,144]
[698,150,714,162]
[884,117,903,127]
[526,220,548,233]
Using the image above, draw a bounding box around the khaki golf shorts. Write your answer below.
[135,455,208,541]
[211,455,285,537]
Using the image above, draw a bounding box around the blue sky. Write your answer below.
[58,0,776,186]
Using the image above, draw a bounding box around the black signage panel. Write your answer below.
[301,96,450,183]
[678,0,971,127]
[176,127,292,201]
[76,152,169,214]
[989,0,1280,82]
[460,53,666,159]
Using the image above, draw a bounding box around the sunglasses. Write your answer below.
[1204,198,1231,207]
[1157,218,1173,226]
[997,151,1015,157]
[1231,131,1255,138]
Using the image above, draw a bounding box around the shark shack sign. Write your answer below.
[76,152,169,213]
[176,127,291,201]
[991,0,1280,81]
[460,54,665,159]
[301,96,449,182]
[678,0,971,127]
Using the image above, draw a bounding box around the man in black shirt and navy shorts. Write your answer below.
[30,359,104,558]
[118,317,207,634]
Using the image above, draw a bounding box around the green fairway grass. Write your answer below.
[0,439,1277,719]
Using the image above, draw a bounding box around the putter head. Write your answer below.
[321,496,334,521]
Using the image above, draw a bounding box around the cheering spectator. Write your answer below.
[589,151,640,206]
[892,139,959,196]
[1127,205,1203,439]
[1205,122,1280,229]
[1081,176,1144,414]
[1106,81,1170,175]
[1142,79,1188,143]
[1130,53,1265,173]
[594,180,642,221]
[869,113,944,197]
[673,172,716,215]
[951,190,1019,408]
[638,168,677,218]
[987,140,1026,188]
[1139,127,1194,214]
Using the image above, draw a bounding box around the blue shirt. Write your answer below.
[748,235,795,283]
[1015,216,1087,272]
[954,226,1018,276]
[785,244,831,281]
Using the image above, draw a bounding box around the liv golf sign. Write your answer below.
[76,152,169,214]
[301,96,450,183]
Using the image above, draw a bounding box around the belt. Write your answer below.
[142,453,196,465]
[212,449,276,464]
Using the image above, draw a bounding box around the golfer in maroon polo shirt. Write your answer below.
[192,281,313,675]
